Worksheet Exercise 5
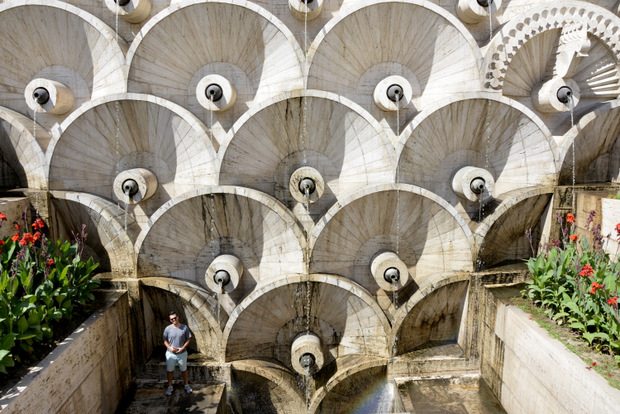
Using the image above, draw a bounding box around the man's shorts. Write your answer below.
[166,350,188,372]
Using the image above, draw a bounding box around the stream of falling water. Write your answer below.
[395,92,401,257]
[114,4,122,196]
[216,281,223,328]
[302,3,308,167]
[488,1,493,45]
[123,191,130,231]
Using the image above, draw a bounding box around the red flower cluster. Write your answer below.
[32,218,45,230]
[608,297,618,306]
[569,234,579,242]
[590,282,603,294]
[579,264,594,277]
[567,213,576,224]
[0,212,6,222]
[616,223,620,237]
[11,234,19,242]
[47,258,55,266]
[19,233,35,246]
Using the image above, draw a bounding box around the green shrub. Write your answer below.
[0,211,99,374]
[523,211,620,365]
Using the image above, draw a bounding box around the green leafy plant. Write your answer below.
[0,211,99,374]
[523,211,620,366]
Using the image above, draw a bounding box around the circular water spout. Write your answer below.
[25,79,74,114]
[383,267,400,284]
[105,0,151,23]
[386,84,404,102]
[205,254,243,293]
[291,333,324,375]
[457,0,501,24]
[374,75,417,111]
[113,168,158,204]
[214,270,231,287]
[371,252,409,291]
[452,166,494,203]
[470,177,486,195]
[197,75,236,111]
[298,177,316,195]
[122,179,139,197]
[299,353,316,369]
[289,167,324,204]
[205,84,223,102]
[32,88,50,105]
[289,0,323,21]
[556,86,573,104]
[532,77,580,113]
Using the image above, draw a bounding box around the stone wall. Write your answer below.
[0,290,134,414]
[480,286,620,414]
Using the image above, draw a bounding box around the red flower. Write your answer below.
[47,258,54,266]
[32,218,45,230]
[569,234,579,242]
[0,212,6,222]
[19,233,34,246]
[14,223,19,230]
[616,223,620,237]
[590,282,603,294]
[591,362,597,366]
[0,240,5,246]
[579,264,594,277]
[608,297,618,306]
[33,232,41,241]
[567,213,576,223]
[11,233,19,242]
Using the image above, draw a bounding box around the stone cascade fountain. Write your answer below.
[1,0,620,413]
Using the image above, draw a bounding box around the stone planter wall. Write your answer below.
[480,286,620,414]
[0,290,134,414]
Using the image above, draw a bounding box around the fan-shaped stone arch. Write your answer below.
[558,100,620,184]
[140,277,223,360]
[393,279,470,356]
[222,274,390,370]
[127,0,304,133]
[307,0,481,134]
[484,2,620,92]
[311,357,388,413]
[397,95,557,223]
[220,91,394,229]
[475,187,554,269]
[310,184,473,313]
[0,1,126,131]
[47,94,218,229]
[0,107,48,190]
[49,191,136,274]
[231,360,305,414]
[136,186,305,312]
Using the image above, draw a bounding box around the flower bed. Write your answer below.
[523,211,620,365]
[0,210,100,374]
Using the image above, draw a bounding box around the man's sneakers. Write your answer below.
[165,384,192,395]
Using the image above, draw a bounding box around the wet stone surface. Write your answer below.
[117,380,227,414]
[399,377,506,414]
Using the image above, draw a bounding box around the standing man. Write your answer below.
[163,311,193,396]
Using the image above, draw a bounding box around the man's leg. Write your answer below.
[182,370,189,385]
[167,370,174,386]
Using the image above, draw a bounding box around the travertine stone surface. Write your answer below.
[2,0,620,411]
